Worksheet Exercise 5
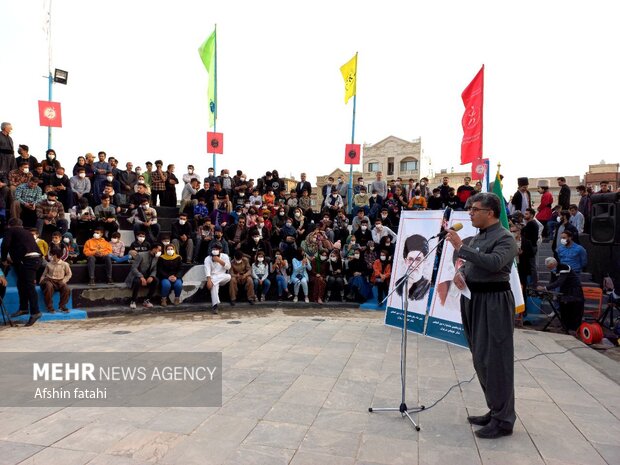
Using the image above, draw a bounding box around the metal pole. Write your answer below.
[47,0,53,150]
[347,52,358,214]
[212,24,218,173]
[48,73,53,150]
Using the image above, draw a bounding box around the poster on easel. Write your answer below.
[426,211,475,347]
[385,211,444,334]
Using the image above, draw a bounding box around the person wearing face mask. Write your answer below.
[371,249,392,304]
[62,232,79,263]
[228,250,255,305]
[368,189,383,221]
[353,219,373,248]
[427,188,444,210]
[134,174,152,196]
[96,171,121,205]
[35,190,69,236]
[552,210,580,254]
[407,189,427,210]
[323,187,344,219]
[325,252,345,302]
[49,166,72,210]
[126,243,162,309]
[180,178,201,214]
[41,149,60,178]
[9,161,32,192]
[40,250,72,313]
[204,243,231,314]
[204,167,218,187]
[83,227,113,285]
[157,244,184,306]
[47,231,69,262]
[240,229,272,261]
[183,165,200,185]
[556,230,587,275]
[92,151,112,204]
[371,219,397,246]
[251,251,271,301]
[270,251,291,300]
[132,199,160,243]
[345,248,372,302]
[106,231,130,264]
[94,194,119,238]
[309,249,329,303]
[172,213,194,264]
[129,233,151,259]
[70,167,92,205]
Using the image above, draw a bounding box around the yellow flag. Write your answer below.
[340,53,357,104]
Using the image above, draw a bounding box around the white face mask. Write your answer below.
[111,238,119,243]
[295,212,301,218]
[155,251,162,258]
[23,167,30,174]
[179,219,186,225]
[135,170,142,175]
[279,212,285,216]
[56,174,63,179]
[107,176,113,182]
[162,241,170,246]
[48,200,56,205]
[188,169,193,174]
[93,233,101,239]
[380,256,387,261]
[257,257,264,262]
[166,250,175,256]
[208,171,214,175]
[79,172,86,178]
[137,237,145,243]
[557,217,562,223]
[63,237,70,244]
[212,250,220,256]
[354,253,360,259]
[560,238,568,246]
[330,257,338,262]
[381,214,388,218]
[361,226,367,231]
[142,204,149,209]
[253,236,261,243]
[320,255,328,260]
[415,195,421,199]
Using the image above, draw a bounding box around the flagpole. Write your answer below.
[212,24,218,173]
[47,0,53,150]
[347,52,358,214]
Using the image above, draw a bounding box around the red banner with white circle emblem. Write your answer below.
[38,100,63,128]
[460,65,484,164]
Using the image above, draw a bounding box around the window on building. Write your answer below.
[400,159,418,172]
[387,158,394,176]
[368,162,379,173]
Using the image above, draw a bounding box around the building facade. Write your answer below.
[584,163,619,192]
[362,136,422,183]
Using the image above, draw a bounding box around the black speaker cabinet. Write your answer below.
[590,202,619,244]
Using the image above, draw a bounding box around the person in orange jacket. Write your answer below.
[371,249,392,303]
[83,226,113,285]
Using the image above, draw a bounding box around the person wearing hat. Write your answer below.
[510,177,531,214]
[204,242,231,314]
[35,190,68,235]
[535,181,554,238]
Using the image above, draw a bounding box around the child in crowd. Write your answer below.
[48,231,69,261]
[110,232,131,263]
[40,250,72,313]
[63,232,80,263]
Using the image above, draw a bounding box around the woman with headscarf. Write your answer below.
[396,234,431,302]
[72,156,87,176]
[158,243,183,306]
[41,149,60,177]
[325,249,345,302]
[309,249,329,303]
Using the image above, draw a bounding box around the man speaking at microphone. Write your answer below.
[445,193,518,439]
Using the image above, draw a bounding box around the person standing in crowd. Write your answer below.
[568,204,585,235]
[40,250,72,313]
[126,243,161,309]
[446,192,518,439]
[204,242,231,314]
[150,160,167,206]
[535,182,553,238]
[163,164,178,207]
[16,144,37,171]
[370,171,388,199]
[295,172,312,197]
[576,185,591,234]
[557,177,571,210]
[183,165,200,184]
[557,230,587,274]
[510,177,531,214]
[438,176,451,206]
[92,151,111,203]
[0,122,17,174]
[522,208,540,285]
[118,162,137,205]
[456,176,475,209]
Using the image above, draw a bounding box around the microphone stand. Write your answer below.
[368,235,448,431]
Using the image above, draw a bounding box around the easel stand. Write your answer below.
[367,239,446,431]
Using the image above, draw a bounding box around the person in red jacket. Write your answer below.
[371,249,392,303]
[535,184,553,238]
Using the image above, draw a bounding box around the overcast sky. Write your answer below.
[2,0,619,193]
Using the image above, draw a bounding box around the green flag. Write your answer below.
[492,169,510,229]
[198,29,216,128]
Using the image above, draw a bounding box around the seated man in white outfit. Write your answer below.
[204,242,231,314]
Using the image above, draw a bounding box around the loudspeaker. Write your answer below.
[590,202,619,244]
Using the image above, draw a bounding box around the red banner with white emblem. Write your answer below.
[460,66,484,164]
[207,132,223,154]
[471,158,488,180]
[38,100,63,127]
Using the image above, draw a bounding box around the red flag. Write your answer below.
[206,132,223,154]
[38,100,63,128]
[471,158,488,180]
[460,65,484,164]
[344,143,361,164]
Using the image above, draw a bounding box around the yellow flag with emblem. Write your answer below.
[340,53,357,104]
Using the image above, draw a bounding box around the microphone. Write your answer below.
[430,223,463,240]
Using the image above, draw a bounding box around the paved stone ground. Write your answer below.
[1,308,619,465]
